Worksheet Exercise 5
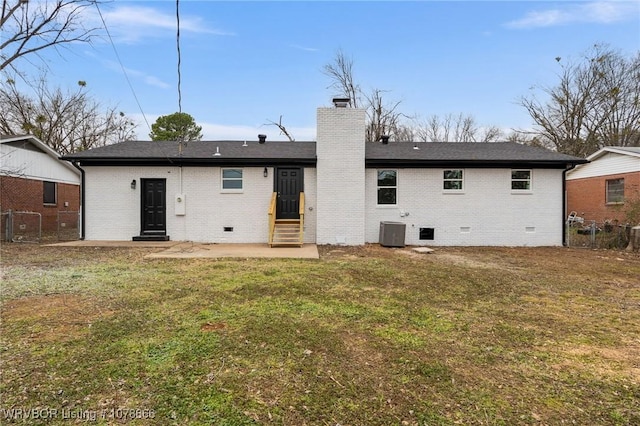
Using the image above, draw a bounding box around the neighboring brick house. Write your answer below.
[566,147,640,224]
[1,135,81,237]
[62,101,586,247]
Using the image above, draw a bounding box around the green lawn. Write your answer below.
[1,244,639,425]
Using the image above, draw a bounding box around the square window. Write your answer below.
[43,181,57,204]
[606,178,624,203]
[511,170,531,191]
[377,170,397,205]
[222,168,243,191]
[443,169,464,191]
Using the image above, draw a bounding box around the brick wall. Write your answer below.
[0,175,80,232]
[566,172,640,223]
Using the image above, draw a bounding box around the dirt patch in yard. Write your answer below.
[408,250,507,269]
[562,344,640,381]
[320,244,640,268]
[1,243,156,268]
[1,294,113,342]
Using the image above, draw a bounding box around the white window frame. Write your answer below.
[377,169,397,206]
[605,178,624,204]
[221,168,243,193]
[511,169,532,192]
[443,169,464,192]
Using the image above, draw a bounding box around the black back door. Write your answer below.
[141,179,166,234]
[276,168,303,219]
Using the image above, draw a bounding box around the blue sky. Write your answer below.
[12,0,640,141]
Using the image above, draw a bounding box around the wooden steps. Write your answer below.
[270,219,303,247]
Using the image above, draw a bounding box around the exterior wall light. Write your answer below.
[263,167,268,177]
[130,179,136,189]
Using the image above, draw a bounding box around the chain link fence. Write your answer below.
[2,210,42,243]
[566,218,632,250]
[2,210,80,243]
[57,211,81,241]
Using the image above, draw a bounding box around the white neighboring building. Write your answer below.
[63,104,586,246]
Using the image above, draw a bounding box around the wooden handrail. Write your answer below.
[298,192,305,245]
[299,192,305,216]
[268,192,277,246]
[268,191,305,247]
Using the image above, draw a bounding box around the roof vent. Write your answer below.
[258,134,267,144]
[213,146,221,156]
[381,135,390,144]
[332,97,351,108]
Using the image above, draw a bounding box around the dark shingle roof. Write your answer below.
[63,140,317,166]
[62,140,587,168]
[366,142,587,167]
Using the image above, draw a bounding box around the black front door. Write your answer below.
[141,179,166,234]
[276,168,303,219]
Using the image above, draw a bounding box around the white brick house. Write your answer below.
[63,104,586,246]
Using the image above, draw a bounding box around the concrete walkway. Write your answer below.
[49,240,320,259]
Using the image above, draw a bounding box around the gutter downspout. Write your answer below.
[562,163,577,247]
[71,161,85,240]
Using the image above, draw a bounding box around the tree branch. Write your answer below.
[265,115,295,142]
[1,0,100,72]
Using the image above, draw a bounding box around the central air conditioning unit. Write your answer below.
[379,221,406,248]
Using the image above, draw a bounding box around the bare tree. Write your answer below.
[364,89,408,142]
[265,115,295,141]
[519,44,640,157]
[323,50,506,144]
[0,75,137,154]
[392,123,416,142]
[322,49,360,108]
[323,50,411,142]
[1,0,101,72]
[415,113,503,142]
[586,48,640,148]
[479,125,504,143]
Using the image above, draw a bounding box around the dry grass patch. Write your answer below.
[2,294,113,342]
[1,243,639,425]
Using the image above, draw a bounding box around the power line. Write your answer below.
[94,1,151,132]
[176,0,182,114]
